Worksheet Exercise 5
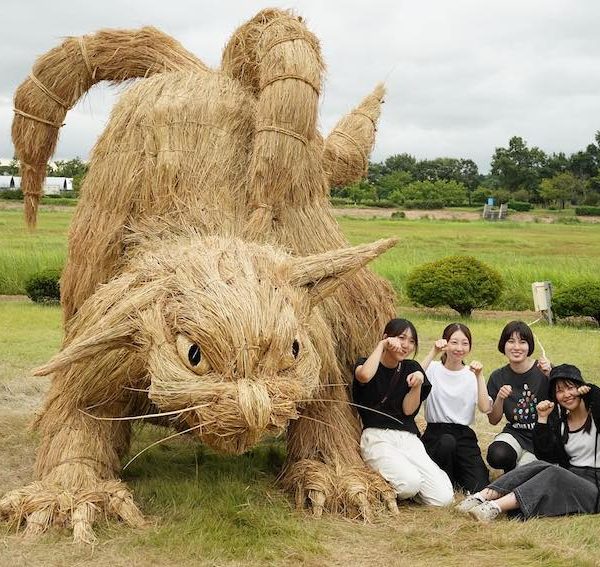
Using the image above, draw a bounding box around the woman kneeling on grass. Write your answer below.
[420,323,491,493]
[486,321,552,472]
[353,318,454,507]
[458,364,600,522]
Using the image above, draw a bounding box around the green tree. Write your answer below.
[376,170,413,200]
[52,157,88,178]
[539,172,582,208]
[491,136,547,195]
[384,153,417,174]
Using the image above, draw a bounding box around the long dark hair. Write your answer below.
[440,323,472,365]
[383,318,419,356]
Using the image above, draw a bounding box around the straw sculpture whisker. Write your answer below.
[294,398,405,427]
[6,8,399,540]
[122,422,206,470]
[79,404,209,422]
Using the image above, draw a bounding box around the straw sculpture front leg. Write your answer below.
[282,379,399,520]
[0,387,145,544]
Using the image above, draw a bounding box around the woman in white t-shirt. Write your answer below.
[420,323,492,493]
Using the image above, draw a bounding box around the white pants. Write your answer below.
[360,428,454,507]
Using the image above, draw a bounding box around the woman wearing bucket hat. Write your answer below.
[456,363,600,521]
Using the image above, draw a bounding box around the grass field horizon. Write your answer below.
[2,207,600,315]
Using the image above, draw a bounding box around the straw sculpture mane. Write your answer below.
[2,9,400,543]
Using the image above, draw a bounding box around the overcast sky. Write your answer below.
[2,0,599,172]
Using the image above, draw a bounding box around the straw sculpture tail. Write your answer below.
[4,9,399,543]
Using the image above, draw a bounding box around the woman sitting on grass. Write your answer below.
[458,364,600,522]
[353,318,453,507]
[420,323,491,494]
[486,321,552,472]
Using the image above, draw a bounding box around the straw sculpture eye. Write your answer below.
[176,334,210,374]
[292,339,300,359]
[188,344,201,366]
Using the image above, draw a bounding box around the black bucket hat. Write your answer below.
[548,364,585,401]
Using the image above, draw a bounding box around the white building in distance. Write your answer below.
[0,176,73,195]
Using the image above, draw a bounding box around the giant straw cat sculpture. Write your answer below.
[2,9,399,542]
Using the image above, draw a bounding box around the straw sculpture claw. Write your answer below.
[7,8,400,541]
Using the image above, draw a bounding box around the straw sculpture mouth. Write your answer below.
[149,376,312,455]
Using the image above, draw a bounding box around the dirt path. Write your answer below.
[332,207,600,223]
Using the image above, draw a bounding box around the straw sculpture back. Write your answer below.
[2,9,400,543]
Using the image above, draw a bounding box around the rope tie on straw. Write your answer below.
[13,108,64,128]
[261,35,314,60]
[78,35,96,81]
[260,74,320,95]
[20,160,47,172]
[331,130,367,169]
[351,110,377,130]
[256,125,308,146]
[28,73,69,109]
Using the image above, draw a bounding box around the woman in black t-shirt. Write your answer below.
[486,321,551,472]
[353,318,453,507]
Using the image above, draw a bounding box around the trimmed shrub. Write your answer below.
[360,199,396,208]
[0,189,24,200]
[406,255,503,317]
[508,201,532,212]
[390,210,406,219]
[404,200,445,210]
[330,197,354,206]
[575,206,600,217]
[24,269,61,303]
[553,281,600,325]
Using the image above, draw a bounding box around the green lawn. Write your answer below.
[2,207,599,313]
[343,216,600,310]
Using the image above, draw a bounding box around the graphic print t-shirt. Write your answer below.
[487,363,549,452]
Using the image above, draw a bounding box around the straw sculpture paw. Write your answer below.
[282,459,399,520]
[9,8,399,539]
[0,478,145,544]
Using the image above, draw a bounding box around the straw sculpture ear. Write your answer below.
[287,238,397,306]
[12,27,205,228]
[33,272,150,376]
[33,321,136,376]
[322,84,385,188]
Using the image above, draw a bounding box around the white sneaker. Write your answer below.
[469,501,501,523]
[455,493,484,513]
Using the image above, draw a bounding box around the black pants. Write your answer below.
[488,461,599,519]
[422,422,489,493]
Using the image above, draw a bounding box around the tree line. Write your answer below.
[2,133,600,209]
[332,133,600,209]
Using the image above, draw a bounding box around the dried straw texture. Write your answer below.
[5,9,399,541]
[12,27,205,228]
[60,70,254,321]
[323,84,386,188]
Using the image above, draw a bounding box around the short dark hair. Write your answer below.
[383,318,419,355]
[441,323,472,364]
[497,320,534,356]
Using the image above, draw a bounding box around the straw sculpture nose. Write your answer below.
[237,379,272,430]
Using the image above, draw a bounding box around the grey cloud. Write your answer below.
[2,0,599,172]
